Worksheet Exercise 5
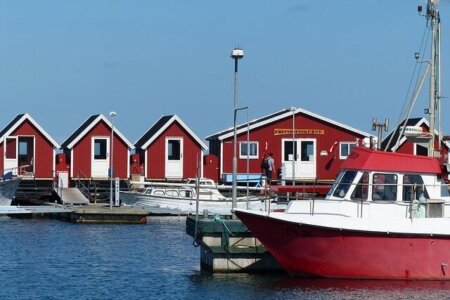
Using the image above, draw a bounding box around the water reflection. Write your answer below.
[1,217,450,299]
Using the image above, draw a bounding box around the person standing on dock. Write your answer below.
[265,153,275,184]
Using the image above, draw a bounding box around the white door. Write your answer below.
[165,137,183,179]
[91,137,110,178]
[282,138,316,180]
[4,137,18,175]
[298,139,316,179]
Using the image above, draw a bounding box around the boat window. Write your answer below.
[327,171,345,196]
[165,190,179,197]
[153,190,166,196]
[179,189,193,198]
[372,173,397,201]
[402,174,429,201]
[145,189,153,195]
[351,172,369,201]
[332,171,357,198]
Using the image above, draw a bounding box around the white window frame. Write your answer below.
[239,141,259,159]
[339,142,357,159]
[414,143,428,156]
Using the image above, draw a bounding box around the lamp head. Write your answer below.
[109,111,117,117]
[231,48,244,59]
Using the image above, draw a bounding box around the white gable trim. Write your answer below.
[210,108,372,141]
[140,115,208,150]
[0,113,60,148]
[444,141,450,150]
[66,114,134,150]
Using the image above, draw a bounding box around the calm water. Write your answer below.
[1,217,450,299]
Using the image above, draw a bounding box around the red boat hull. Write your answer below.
[235,211,450,280]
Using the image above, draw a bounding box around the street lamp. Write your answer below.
[291,107,296,186]
[231,47,244,211]
[235,106,250,207]
[109,111,117,210]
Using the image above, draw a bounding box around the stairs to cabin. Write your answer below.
[14,178,54,205]
[75,179,129,204]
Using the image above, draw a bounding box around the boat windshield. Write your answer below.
[402,174,429,201]
[331,170,358,198]
[327,171,345,197]
[351,172,369,201]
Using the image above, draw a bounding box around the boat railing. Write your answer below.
[296,182,446,219]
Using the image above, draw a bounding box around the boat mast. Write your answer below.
[424,0,440,157]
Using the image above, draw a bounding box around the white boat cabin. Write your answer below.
[284,147,450,219]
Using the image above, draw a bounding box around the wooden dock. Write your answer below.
[69,204,148,224]
[186,214,283,273]
[1,203,149,224]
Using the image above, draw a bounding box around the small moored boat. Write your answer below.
[120,178,275,215]
[0,173,21,206]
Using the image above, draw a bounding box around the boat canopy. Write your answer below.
[341,147,441,174]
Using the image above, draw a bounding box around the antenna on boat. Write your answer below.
[372,118,389,150]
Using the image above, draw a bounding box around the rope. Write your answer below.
[210,214,237,237]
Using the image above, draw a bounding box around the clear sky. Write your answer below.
[0,0,448,147]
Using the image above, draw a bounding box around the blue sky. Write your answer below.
[0,0,448,146]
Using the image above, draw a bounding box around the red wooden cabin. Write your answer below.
[134,115,208,181]
[60,114,134,180]
[206,108,373,184]
[381,117,448,156]
[0,113,59,178]
[382,117,450,180]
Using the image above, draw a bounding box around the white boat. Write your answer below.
[235,1,450,280]
[120,185,273,216]
[121,178,275,215]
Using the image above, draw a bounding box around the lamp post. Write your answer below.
[231,47,244,211]
[109,111,117,210]
[235,106,249,206]
[291,107,296,186]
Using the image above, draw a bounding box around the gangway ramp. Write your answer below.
[54,187,89,205]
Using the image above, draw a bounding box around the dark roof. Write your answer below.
[206,110,289,140]
[135,115,173,149]
[0,114,25,138]
[381,118,423,151]
[61,115,100,149]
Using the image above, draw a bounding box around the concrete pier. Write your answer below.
[186,214,283,273]
[69,204,149,224]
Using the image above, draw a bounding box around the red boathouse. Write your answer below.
[134,115,208,181]
[381,117,448,157]
[206,108,373,184]
[60,114,134,180]
[0,113,59,178]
